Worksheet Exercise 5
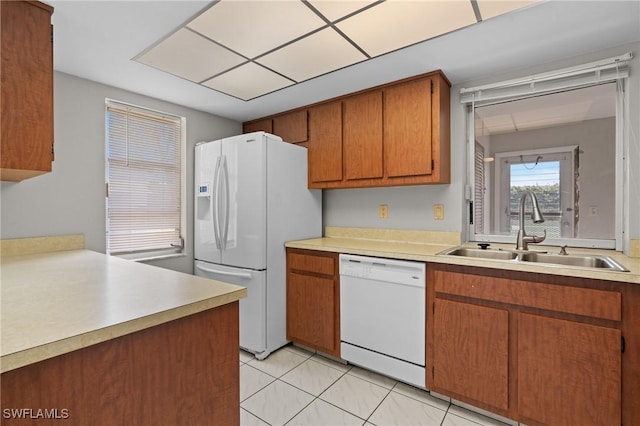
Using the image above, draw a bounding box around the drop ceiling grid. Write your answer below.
[134,0,540,101]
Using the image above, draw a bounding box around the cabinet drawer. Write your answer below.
[288,252,335,276]
[434,270,621,321]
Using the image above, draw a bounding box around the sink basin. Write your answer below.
[437,247,518,261]
[438,246,629,272]
[518,252,629,272]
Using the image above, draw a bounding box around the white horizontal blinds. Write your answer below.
[474,142,484,234]
[460,52,632,105]
[106,101,182,255]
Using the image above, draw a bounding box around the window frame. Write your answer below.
[105,99,187,261]
[463,61,629,251]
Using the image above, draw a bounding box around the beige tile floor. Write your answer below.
[240,345,514,426]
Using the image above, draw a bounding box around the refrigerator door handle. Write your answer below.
[195,264,252,279]
[221,155,230,250]
[213,155,223,249]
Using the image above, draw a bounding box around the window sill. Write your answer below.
[113,251,186,263]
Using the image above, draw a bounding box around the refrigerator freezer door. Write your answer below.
[219,134,267,270]
[194,140,223,264]
[194,261,268,358]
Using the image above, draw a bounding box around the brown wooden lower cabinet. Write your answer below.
[1,302,240,426]
[427,263,633,426]
[517,313,621,426]
[286,248,340,357]
[433,299,509,413]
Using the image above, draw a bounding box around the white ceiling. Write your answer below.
[47,0,640,122]
[133,0,536,100]
[475,83,618,135]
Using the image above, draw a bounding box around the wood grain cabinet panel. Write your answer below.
[286,249,340,357]
[517,313,621,426]
[343,91,383,181]
[428,264,625,425]
[384,78,433,178]
[1,303,240,425]
[433,298,509,412]
[308,102,343,184]
[1,1,54,181]
[243,118,272,134]
[273,110,308,144]
[242,70,451,189]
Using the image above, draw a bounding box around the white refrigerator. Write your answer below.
[194,132,322,359]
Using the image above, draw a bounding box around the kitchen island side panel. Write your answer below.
[1,302,240,426]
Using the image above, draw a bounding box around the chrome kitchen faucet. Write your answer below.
[516,190,546,250]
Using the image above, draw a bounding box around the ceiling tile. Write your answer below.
[480,114,516,134]
[336,0,477,57]
[307,0,378,22]
[202,62,294,100]
[136,28,246,83]
[257,28,367,83]
[187,0,327,58]
[476,0,540,21]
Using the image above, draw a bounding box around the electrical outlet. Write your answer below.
[434,204,444,220]
[589,206,598,216]
[379,204,388,219]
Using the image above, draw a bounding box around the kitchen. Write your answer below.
[1,0,640,425]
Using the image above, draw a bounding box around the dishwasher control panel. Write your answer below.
[339,254,425,287]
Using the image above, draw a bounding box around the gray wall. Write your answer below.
[0,72,241,273]
[325,41,640,249]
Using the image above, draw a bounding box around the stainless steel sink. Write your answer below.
[438,246,629,272]
[437,247,518,261]
[518,252,629,272]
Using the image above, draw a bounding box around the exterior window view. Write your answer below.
[509,160,562,238]
[473,83,617,246]
[1,1,639,426]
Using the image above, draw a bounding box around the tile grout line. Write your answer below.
[281,362,353,426]
[243,350,506,426]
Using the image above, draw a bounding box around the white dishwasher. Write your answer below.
[339,254,426,388]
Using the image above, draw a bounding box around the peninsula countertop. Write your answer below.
[1,249,247,373]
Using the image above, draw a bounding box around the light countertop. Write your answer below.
[1,249,247,373]
[286,236,640,285]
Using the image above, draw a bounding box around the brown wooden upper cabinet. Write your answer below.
[343,91,383,181]
[272,110,308,145]
[242,70,450,189]
[242,118,272,134]
[307,102,342,184]
[243,110,309,145]
[384,78,433,178]
[1,1,54,182]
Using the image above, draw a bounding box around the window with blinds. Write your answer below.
[106,100,184,257]
[474,142,485,234]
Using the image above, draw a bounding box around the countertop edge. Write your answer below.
[285,239,640,285]
[1,287,247,373]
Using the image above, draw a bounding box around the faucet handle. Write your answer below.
[530,229,547,244]
[559,245,568,255]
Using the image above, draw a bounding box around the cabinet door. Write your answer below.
[343,92,383,180]
[243,118,272,134]
[273,110,308,144]
[286,272,337,355]
[433,299,509,412]
[308,102,342,185]
[1,1,54,181]
[384,79,432,178]
[517,313,621,426]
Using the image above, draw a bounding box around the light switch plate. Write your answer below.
[434,204,444,220]
[379,204,388,219]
